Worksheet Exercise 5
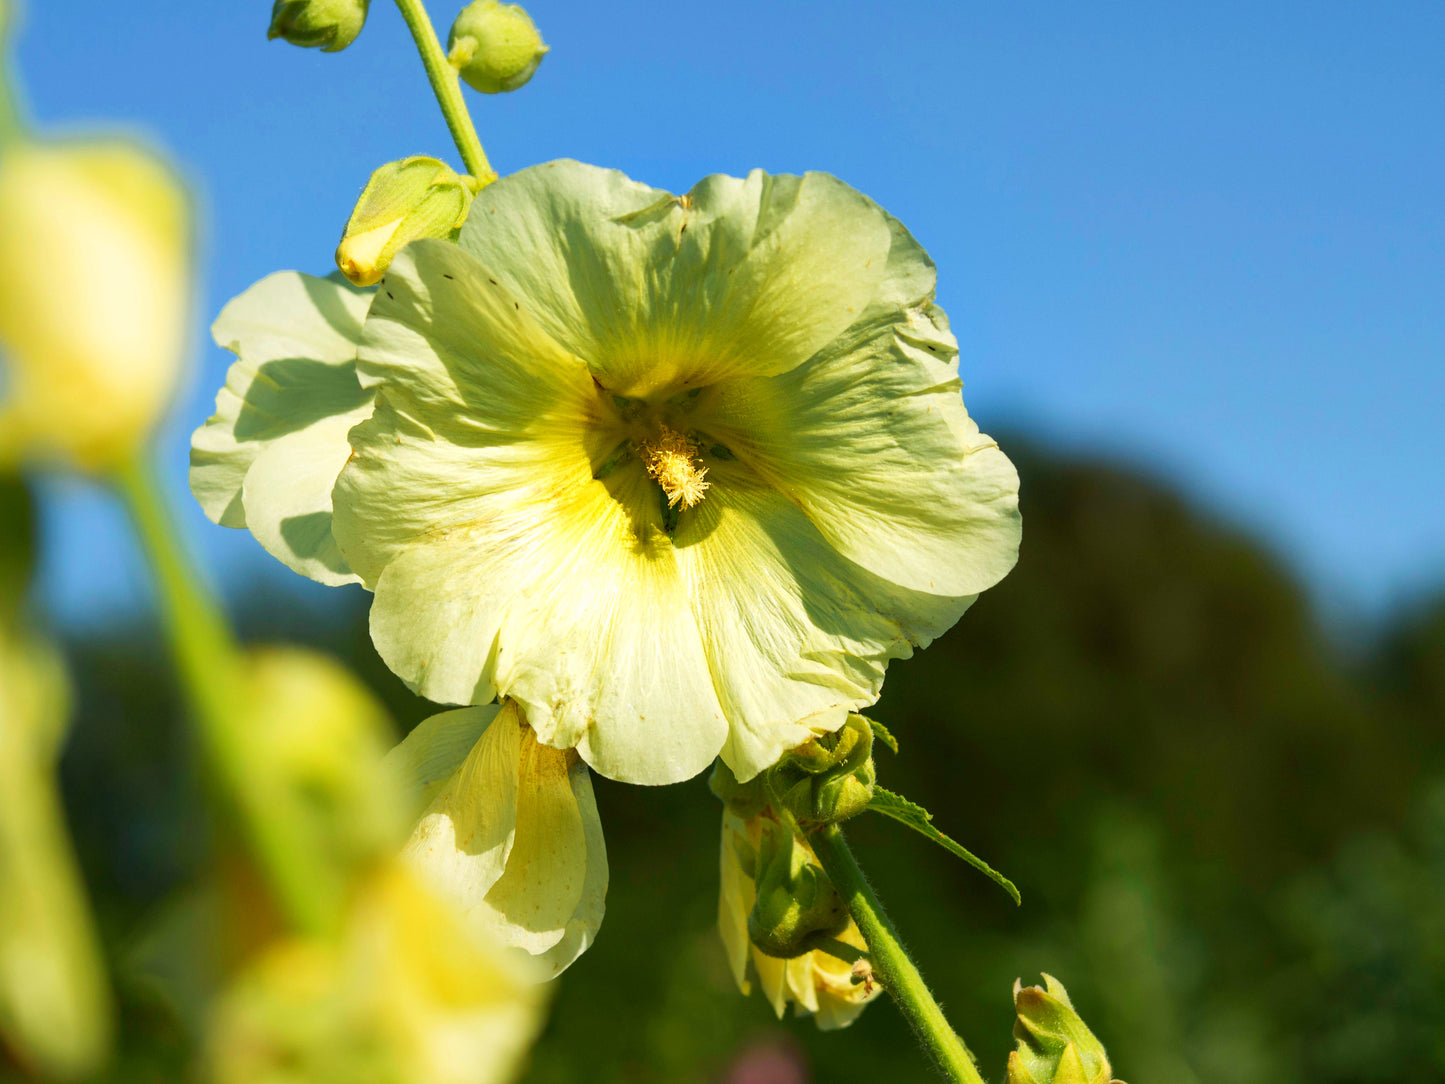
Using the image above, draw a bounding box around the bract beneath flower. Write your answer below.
[386,700,607,979]
[193,160,1022,786]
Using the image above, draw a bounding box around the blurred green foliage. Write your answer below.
[19,442,1445,1083]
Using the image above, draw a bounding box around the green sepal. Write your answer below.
[864,716,898,754]
[707,757,769,819]
[867,786,1020,905]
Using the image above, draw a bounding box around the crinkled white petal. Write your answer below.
[190,270,372,586]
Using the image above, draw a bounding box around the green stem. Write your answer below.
[114,455,329,935]
[392,0,496,184]
[812,823,986,1084]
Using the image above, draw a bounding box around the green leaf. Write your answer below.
[864,717,898,754]
[867,787,1020,905]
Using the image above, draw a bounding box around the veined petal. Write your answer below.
[465,728,587,956]
[460,161,893,396]
[403,703,523,911]
[190,270,373,586]
[717,810,756,995]
[393,704,608,978]
[676,461,970,781]
[530,759,608,978]
[705,295,1020,600]
[385,705,498,813]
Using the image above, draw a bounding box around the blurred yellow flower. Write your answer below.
[0,139,190,472]
[207,860,547,1084]
[717,809,881,1030]
[387,700,607,979]
[0,623,112,1079]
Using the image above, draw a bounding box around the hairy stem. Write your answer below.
[392,0,496,183]
[811,823,986,1084]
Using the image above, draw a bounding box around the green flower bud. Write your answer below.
[769,714,876,827]
[747,819,849,959]
[1008,974,1121,1084]
[335,156,475,287]
[708,756,770,819]
[268,0,369,53]
[447,0,549,94]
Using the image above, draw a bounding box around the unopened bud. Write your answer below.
[770,714,875,826]
[447,0,549,94]
[268,0,369,53]
[747,820,849,959]
[1008,974,1120,1084]
[335,156,474,287]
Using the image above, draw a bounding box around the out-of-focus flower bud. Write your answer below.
[770,714,875,827]
[335,156,474,287]
[0,624,112,1080]
[0,139,190,474]
[1008,974,1121,1084]
[207,861,547,1084]
[447,0,548,94]
[268,0,369,52]
[748,818,849,959]
[238,647,404,932]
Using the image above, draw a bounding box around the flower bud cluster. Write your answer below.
[711,714,877,829]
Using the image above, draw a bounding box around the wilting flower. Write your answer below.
[0,139,191,473]
[0,623,112,1079]
[385,700,607,979]
[207,860,546,1084]
[191,160,1021,786]
[718,809,880,1030]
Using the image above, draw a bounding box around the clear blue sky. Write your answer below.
[14,0,1445,628]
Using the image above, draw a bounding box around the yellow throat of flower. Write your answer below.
[640,425,710,509]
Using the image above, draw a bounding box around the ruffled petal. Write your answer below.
[190,270,373,586]
[700,215,1021,599]
[460,161,893,396]
[676,461,971,781]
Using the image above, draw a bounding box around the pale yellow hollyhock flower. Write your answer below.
[192,161,1021,786]
[0,139,190,472]
[0,624,112,1078]
[207,860,546,1084]
[718,809,880,1030]
[385,700,607,979]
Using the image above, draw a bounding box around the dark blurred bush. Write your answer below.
[40,442,1445,1084]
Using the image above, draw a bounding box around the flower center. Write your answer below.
[639,425,710,509]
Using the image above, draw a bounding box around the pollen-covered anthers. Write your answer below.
[640,425,710,509]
